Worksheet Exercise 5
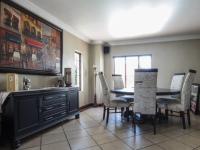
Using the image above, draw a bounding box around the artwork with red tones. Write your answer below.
[0,0,62,75]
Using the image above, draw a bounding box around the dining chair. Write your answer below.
[112,74,134,120]
[170,73,185,91]
[157,69,196,129]
[99,72,131,124]
[112,74,134,101]
[157,73,185,100]
[112,74,124,90]
[132,68,158,134]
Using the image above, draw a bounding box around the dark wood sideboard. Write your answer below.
[1,87,79,148]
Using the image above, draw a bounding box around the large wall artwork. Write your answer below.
[0,0,63,75]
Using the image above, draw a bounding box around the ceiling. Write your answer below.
[28,0,200,43]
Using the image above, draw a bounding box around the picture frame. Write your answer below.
[0,0,63,75]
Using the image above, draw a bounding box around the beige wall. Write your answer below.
[88,44,104,104]
[104,39,200,89]
[0,30,90,107]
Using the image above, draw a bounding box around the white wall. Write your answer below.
[104,39,200,89]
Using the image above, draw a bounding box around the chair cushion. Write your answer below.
[107,97,130,107]
[157,96,184,111]
[157,96,179,108]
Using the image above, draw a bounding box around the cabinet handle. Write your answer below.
[44,106,54,110]
[60,112,66,115]
[60,103,66,106]
[44,116,54,121]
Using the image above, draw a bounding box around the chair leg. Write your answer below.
[103,105,106,120]
[158,108,161,123]
[126,107,130,122]
[187,109,191,127]
[115,107,117,113]
[121,107,124,116]
[106,108,110,124]
[165,109,168,121]
[180,111,186,129]
[152,115,157,135]
[133,113,136,134]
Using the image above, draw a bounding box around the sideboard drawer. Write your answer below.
[42,110,67,123]
[42,102,66,112]
[42,97,66,106]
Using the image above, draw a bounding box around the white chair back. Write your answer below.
[98,72,110,106]
[170,73,185,91]
[181,70,196,110]
[112,74,124,89]
[134,69,158,115]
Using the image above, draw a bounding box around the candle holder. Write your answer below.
[64,68,72,87]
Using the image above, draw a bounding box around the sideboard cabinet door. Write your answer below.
[68,89,79,114]
[15,95,40,136]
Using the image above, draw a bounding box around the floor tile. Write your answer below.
[158,140,192,150]
[113,128,135,139]
[65,129,89,139]
[41,141,70,150]
[86,126,110,135]
[122,135,153,149]
[143,133,169,144]
[18,136,41,149]
[140,145,163,150]
[100,140,132,150]
[161,128,190,138]
[23,147,40,150]
[62,123,83,132]
[68,136,97,150]
[1,107,200,150]
[175,134,200,148]
[188,130,200,138]
[41,133,66,145]
[42,126,63,136]
[82,146,102,150]
[92,132,118,145]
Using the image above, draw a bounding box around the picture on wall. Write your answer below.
[0,0,63,75]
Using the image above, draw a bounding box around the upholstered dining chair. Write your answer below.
[112,74,134,101]
[112,74,124,90]
[112,74,134,120]
[170,73,185,91]
[157,69,196,129]
[132,68,158,134]
[99,72,131,124]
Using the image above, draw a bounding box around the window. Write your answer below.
[114,55,151,88]
[75,52,81,90]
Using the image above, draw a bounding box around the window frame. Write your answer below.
[75,51,82,91]
[113,54,152,87]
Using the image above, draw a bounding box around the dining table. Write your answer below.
[110,88,180,96]
[110,88,180,121]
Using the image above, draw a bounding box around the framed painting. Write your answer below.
[0,0,63,75]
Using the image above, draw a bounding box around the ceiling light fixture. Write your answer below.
[108,3,174,38]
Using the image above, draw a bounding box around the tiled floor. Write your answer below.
[1,107,200,150]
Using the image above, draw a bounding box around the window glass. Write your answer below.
[139,55,151,69]
[114,55,151,87]
[75,52,81,90]
[114,57,125,84]
[126,56,138,88]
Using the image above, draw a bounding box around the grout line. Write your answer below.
[40,135,42,150]
[61,125,72,150]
